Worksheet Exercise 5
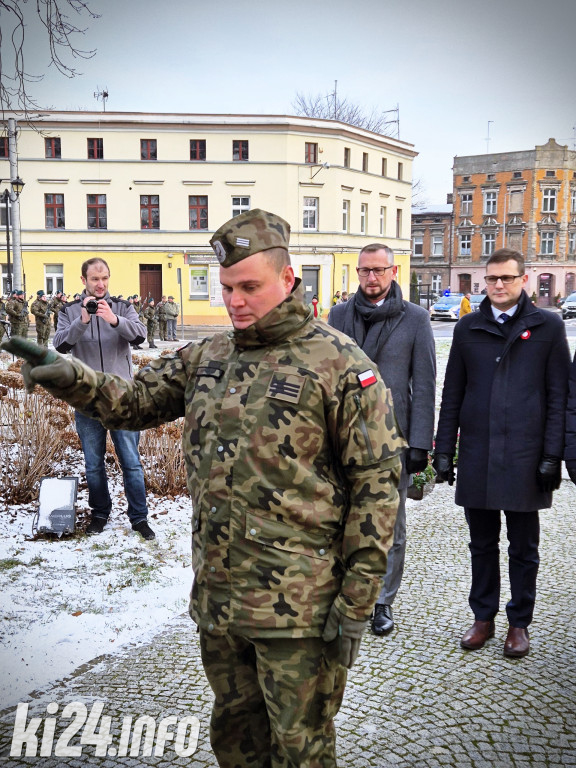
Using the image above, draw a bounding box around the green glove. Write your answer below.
[322,603,368,669]
[1,337,76,394]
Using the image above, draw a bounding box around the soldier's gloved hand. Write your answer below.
[566,461,576,485]
[536,456,562,492]
[322,604,368,669]
[405,447,429,475]
[432,453,455,486]
[1,337,76,394]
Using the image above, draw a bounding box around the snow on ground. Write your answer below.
[0,470,193,710]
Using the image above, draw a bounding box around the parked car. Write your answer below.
[429,295,463,321]
[470,294,485,311]
[562,291,576,319]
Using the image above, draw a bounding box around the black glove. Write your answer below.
[405,447,429,475]
[566,461,576,485]
[536,456,562,492]
[432,453,455,486]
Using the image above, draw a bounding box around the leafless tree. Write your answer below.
[293,91,399,137]
[0,0,99,118]
[411,178,429,209]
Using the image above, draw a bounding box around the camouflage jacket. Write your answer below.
[142,305,157,324]
[47,283,405,638]
[50,297,66,316]
[5,298,25,321]
[31,299,51,323]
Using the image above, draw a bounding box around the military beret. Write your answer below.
[209,208,290,267]
[16,290,24,296]
[37,289,45,296]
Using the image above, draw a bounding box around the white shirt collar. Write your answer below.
[491,304,518,322]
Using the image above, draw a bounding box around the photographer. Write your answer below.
[53,258,154,540]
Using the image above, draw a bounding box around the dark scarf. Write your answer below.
[342,281,404,362]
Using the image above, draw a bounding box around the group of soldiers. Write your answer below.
[131,294,179,348]
[0,289,69,345]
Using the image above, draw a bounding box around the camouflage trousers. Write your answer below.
[36,321,50,346]
[158,319,167,340]
[9,322,26,338]
[146,323,157,345]
[199,630,347,768]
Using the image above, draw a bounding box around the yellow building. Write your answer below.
[1,111,417,321]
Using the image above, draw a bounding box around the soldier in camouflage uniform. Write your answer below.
[30,290,52,346]
[0,296,7,342]
[5,290,27,338]
[156,295,168,341]
[50,291,66,330]
[142,297,158,348]
[6,209,406,768]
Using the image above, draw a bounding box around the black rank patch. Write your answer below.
[266,373,305,404]
[196,365,224,378]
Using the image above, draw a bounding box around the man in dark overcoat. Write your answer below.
[328,243,436,636]
[434,249,570,658]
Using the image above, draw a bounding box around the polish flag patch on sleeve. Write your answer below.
[358,369,377,388]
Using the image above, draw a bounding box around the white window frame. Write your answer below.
[569,231,576,255]
[431,274,442,293]
[484,191,497,215]
[360,203,368,235]
[413,235,423,256]
[0,199,11,228]
[542,188,557,213]
[45,264,64,296]
[342,200,350,233]
[571,188,576,214]
[460,234,471,255]
[432,234,444,256]
[379,206,386,236]
[461,193,472,215]
[232,196,250,217]
[541,231,555,255]
[483,232,496,256]
[303,197,318,231]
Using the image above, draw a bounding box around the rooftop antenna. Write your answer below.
[485,120,493,153]
[94,87,109,112]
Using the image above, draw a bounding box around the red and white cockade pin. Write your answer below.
[521,330,531,340]
[358,369,377,388]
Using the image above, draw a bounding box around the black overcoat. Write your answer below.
[435,291,570,511]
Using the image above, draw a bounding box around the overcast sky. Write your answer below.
[18,0,576,205]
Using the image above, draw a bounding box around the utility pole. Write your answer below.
[7,118,23,290]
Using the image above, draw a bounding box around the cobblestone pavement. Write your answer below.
[1,479,575,767]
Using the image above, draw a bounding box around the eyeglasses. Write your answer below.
[484,274,523,285]
[356,266,395,277]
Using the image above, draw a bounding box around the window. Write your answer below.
[303,197,318,230]
[190,139,206,161]
[362,153,369,172]
[381,157,387,176]
[87,138,103,159]
[0,199,11,228]
[141,139,157,161]
[140,195,159,229]
[0,137,7,157]
[513,171,522,178]
[233,140,249,161]
[487,173,495,181]
[232,196,250,217]
[189,195,208,230]
[45,138,61,159]
[460,234,471,255]
[396,208,402,238]
[360,203,368,234]
[509,190,524,214]
[432,274,442,294]
[397,162,403,181]
[413,235,423,256]
[379,206,386,236]
[344,147,350,168]
[483,232,496,256]
[571,188,576,214]
[45,264,64,295]
[545,170,556,177]
[541,231,555,255]
[542,188,557,212]
[461,193,472,215]
[305,143,318,164]
[432,234,444,256]
[87,194,107,229]
[189,266,209,300]
[45,194,65,229]
[463,176,471,183]
[484,191,497,215]
[569,232,576,255]
[342,200,350,233]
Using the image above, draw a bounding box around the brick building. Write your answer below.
[411,205,453,299]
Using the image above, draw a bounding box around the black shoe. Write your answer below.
[372,603,394,635]
[133,520,156,540]
[149,343,157,349]
[86,516,107,535]
[132,345,142,350]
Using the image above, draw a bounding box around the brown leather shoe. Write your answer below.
[503,626,530,658]
[460,620,495,650]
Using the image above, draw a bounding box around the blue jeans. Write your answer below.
[75,411,149,525]
[166,318,177,338]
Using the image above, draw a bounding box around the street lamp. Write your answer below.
[2,176,24,295]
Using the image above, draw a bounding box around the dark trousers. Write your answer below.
[465,508,540,628]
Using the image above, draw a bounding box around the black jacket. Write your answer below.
[435,291,570,511]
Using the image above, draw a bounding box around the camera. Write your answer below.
[85,299,99,314]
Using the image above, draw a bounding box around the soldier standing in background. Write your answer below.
[164,295,179,341]
[30,290,52,346]
[50,290,66,331]
[6,290,27,338]
[142,297,157,349]
[9,209,405,768]
[156,295,168,341]
[0,296,7,342]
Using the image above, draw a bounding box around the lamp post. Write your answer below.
[2,176,24,295]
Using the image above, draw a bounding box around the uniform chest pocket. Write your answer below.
[245,511,332,561]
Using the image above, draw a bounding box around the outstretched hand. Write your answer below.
[1,337,76,393]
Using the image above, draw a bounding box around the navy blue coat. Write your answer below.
[565,351,576,463]
[435,292,570,511]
